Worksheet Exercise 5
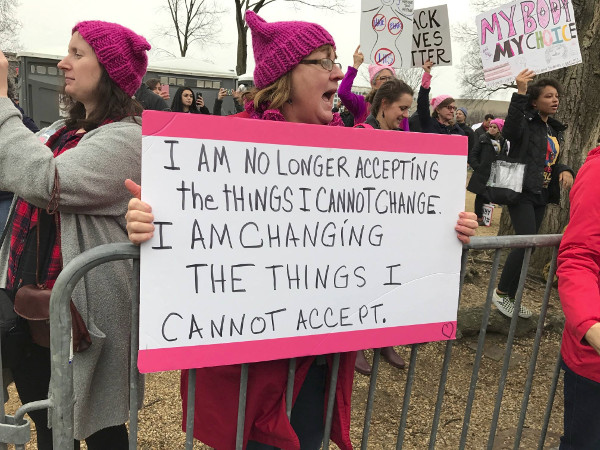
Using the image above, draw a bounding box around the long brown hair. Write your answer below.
[371,79,414,117]
[62,68,142,131]
[244,72,293,111]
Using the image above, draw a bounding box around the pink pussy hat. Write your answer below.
[73,21,151,97]
[431,94,452,110]
[368,64,394,85]
[245,11,336,89]
[490,118,505,131]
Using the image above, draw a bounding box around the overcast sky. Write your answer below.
[14,0,508,100]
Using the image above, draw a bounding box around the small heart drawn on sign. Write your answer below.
[442,322,455,339]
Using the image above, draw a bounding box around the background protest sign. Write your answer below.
[477,0,581,88]
[411,4,452,67]
[138,112,468,373]
[360,0,414,68]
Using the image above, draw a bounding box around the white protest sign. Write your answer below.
[360,0,414,68]
[477,0,581,88]
[138,112,468,373]
[482,203,495,226]
[411,4,452,67]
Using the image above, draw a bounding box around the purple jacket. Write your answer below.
[338,66,410,131]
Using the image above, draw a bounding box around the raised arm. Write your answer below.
[213,88,226,116]
[0,99,141,216]
[338,46,368,121]
[417,61,434,133]
[502,69,535,145]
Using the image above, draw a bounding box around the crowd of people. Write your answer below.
[0,9,595,450]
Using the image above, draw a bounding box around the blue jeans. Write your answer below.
[0,197,11,236]
[560,360,600,449]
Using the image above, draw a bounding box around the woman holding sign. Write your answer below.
[337,45,410,130]
[492,70,574,319]
[126,12,478,450]
[417,60,465,136]
[352,78,415,374]
[0,21,148,448]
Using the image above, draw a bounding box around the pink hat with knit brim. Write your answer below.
[368,64,394,85]
[490,118,505,131]
[73,21,151,97]
[431,95,452,110]
[245,11,336,89]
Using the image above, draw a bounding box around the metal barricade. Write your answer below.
[0,234,565,449]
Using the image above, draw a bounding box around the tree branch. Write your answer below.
[159,0,225,57]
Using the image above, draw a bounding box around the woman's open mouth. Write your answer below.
[322,89,336,107]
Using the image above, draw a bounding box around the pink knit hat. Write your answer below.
[430,94,452,110]
[73,21,151,97]
[490,118,505,131]
[245,11,335,89]
[368,64,394,85]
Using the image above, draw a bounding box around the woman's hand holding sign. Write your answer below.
[125,179,155,245]
[456,211,478,244]
[516,69,535,95]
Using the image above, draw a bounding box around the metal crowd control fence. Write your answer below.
[0,234,564,449]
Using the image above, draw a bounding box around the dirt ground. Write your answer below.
[4,182,566,449]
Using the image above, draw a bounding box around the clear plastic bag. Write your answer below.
[486,160,525,193]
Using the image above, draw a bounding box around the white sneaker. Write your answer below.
[492,291,532,319]
[516,302,532,319]
[492,291,514,318]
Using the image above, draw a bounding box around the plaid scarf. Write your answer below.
[6,121,113,290]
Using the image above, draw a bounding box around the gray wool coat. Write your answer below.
[0,98,143,439]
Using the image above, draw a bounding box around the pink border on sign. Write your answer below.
[142,111,467,156]
[138,321,456,373]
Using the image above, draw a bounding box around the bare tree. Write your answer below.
[234,0,348,76]
[455,0,510,99]
[395,68,424,94]
[0,0,20,51]
[159,0,226,57]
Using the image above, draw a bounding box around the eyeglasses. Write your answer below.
[377,76,394,83]
[299,58,342,72]
[445,105,457,111]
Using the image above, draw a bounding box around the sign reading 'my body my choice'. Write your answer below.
[138,112,467,373]
[477,0,581,88]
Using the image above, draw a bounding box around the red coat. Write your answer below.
[558,145,600,382]
[179,108,356,449]
[180,354,356,449]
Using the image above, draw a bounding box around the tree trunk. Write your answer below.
[235,0,247,75]
[234,0,269,77]
[236,26,247,76]
[498,1,600,275]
